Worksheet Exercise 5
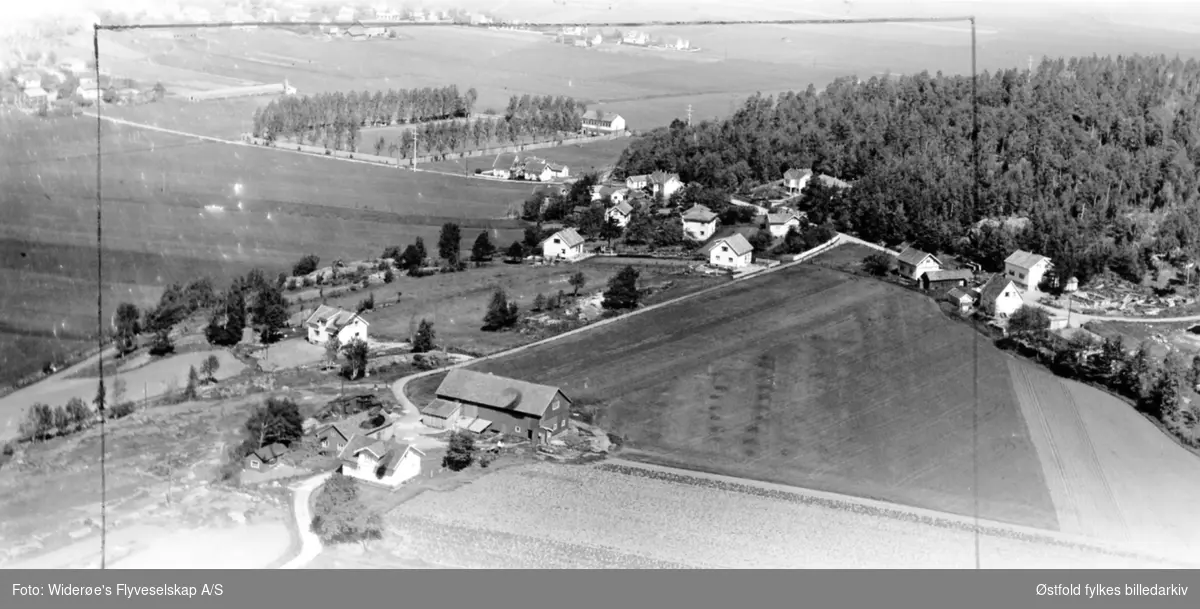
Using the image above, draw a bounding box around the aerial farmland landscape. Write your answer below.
[5,0,1200,576]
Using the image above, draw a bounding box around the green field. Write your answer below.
[421,137,631,176]
[408,252,1059,530]
[0,112,542,385]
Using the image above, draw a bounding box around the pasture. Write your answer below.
[0,113,536,386]
[420,136,631,177]
[318,259,726,356]
[407,255,1059,531]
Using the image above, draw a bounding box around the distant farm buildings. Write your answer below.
[581,110,626,134]
[187,80,297,102]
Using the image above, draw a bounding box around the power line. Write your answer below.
[96,16,976,31]
[970,16,982,571]
[92,23,107,571]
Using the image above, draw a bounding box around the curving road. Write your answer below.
[278,471,334,570]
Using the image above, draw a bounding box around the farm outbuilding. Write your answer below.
[897,247,943,281]
[920,269,974,292]
[243,443,288,472]
[428,369,571,445]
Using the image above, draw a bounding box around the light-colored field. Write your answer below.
[0,349,245,443]
[1007,358,1200,561]
[320,461,1175,569]
[420,137,630,176]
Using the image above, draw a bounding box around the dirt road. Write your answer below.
[278,471,334,570]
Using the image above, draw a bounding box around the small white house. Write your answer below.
[1004,250,1053,291]
[609,188,630,205]
[896,246,943,281]
[765,212,802,238]
[681,204,719,241]
[783,168,813,194]
[605,201,634,228]
[706,233,754,269]
[541,227,586,260]
[625,174,649,191]
[648,170,683,199]
[980,276,1024,318]
[305,304,369,345]
[339,435,424,487]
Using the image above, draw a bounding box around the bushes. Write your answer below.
[292,254,321,277]
[442,431,476,471]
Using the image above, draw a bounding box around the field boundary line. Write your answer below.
[598,458,1196,568]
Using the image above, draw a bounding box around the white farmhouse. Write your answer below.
[765,212,802,238]
[581,110,626,133]
[783,168,813,194]
[896,246,943,281]
[338,435,424,487]
[541,228,586,260]
[681,204,719,241]
[648,170,683,199]
[705,233,754,269]
[305,304,369,345]
[1004,250,1053,291]
[605,201,634,228]
[980,276,1023,318]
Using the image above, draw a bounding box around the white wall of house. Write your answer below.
[544,237,584,260]
[709,244,752,269]
[786,174,812,193]
[606,209,631,228]
[346,450,421,486]
[683,219,716,241]
[768,219,799,238]
[336,318,368,344]
[1006,260,1050,290]
[654,179,682,199]
[989,286,1024,318]
[901,258,942,281]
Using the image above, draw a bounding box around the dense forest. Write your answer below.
[252,89,587,156]
[617,54,1200,284]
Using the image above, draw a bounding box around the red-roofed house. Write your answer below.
[428,369,572,444]
[339,436,424,487]
[305,304,369,345]
[541,228,586,260]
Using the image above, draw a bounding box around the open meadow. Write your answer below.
[408,252,1060,531]
[0,111,537,386]
[311,461,1176,569]
[419,136,631,177]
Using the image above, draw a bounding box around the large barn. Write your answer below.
[421,370,571,445]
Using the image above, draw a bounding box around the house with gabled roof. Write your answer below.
[783,168,813,194]
[314,411,394,456]
[581,109,626,133]
[681,204,719,241]
[648,170,683,199]
[546,161,569,179]
[605,201,634,228]
[946,286,977,313]
[338,435,424,487]
[541,227,586,260]
[521,159,552,182]
[305,304,368,346]
[243,443,288,472]
[1004,250,1053,291]
[765,212,802,238]
[425,369,572,444]
[625,174,649,191]
[920,269,974,292]
[896,246,943,281]
[979,275,1023,318]
[704,233,754,269]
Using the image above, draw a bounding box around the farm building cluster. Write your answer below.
[1,59,162,114]
[485,153,571,182]
[546,26,698,52]
[420,369,573,446]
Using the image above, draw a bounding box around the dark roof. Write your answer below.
[434,369,568,418]
[609,201,634,216]
[980,275,1018,304]
[252,443,288,462]
[306,304,368,329]
[582,109,622,122]
[421,398,462,418]
[922,269,974,283]
[767,212,800,225]
[897,246,940,268]
[523,160,548,174]
[649,170,679,185]
[947,287,975,301]
[682,204,718,223]
[1005,250,1051,271]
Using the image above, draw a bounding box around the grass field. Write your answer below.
[408,253,1059,530]
[312,460,1165,569]
[0,112,539,386]
[420,137,631,177]
[319,259,727,356]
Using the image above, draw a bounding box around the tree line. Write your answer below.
[252,85,477,147]
[1002,306,1200,447]
[616,54,1200,285]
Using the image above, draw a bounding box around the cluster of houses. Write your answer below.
[304,304,370,346]
[2,59,157,112]
[546,27,692,51]
[487,152,570,182]
[895,245,1058,324]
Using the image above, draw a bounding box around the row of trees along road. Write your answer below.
[616,55,1200,286]
[253,88,588,156]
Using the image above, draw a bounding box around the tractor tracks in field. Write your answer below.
[1007,359,1130,545]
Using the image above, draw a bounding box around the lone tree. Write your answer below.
[342,337,370,380]
[602,265,640,310]
[324,335,341,369]
[114,302,141,355]
[184,365,200,400]
[482,287,520,331]
[443,430,476,471]
[862,253,895,276]
[310,473,383,547]
[506,241,526,262]
[292,253,320,277]
[205,289,246,347]
[200,354,221,384]
[251,283,290,344]
[1006,305,1051,340]
[599,217,623,249]
[400,244,423,275]
[244,396,305,450]
[149,327,175,356]
[438,222,462,267]
[471,231,496,264]
[412,319,435,353]
[568,271,587,296]
[532,293,547,311]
